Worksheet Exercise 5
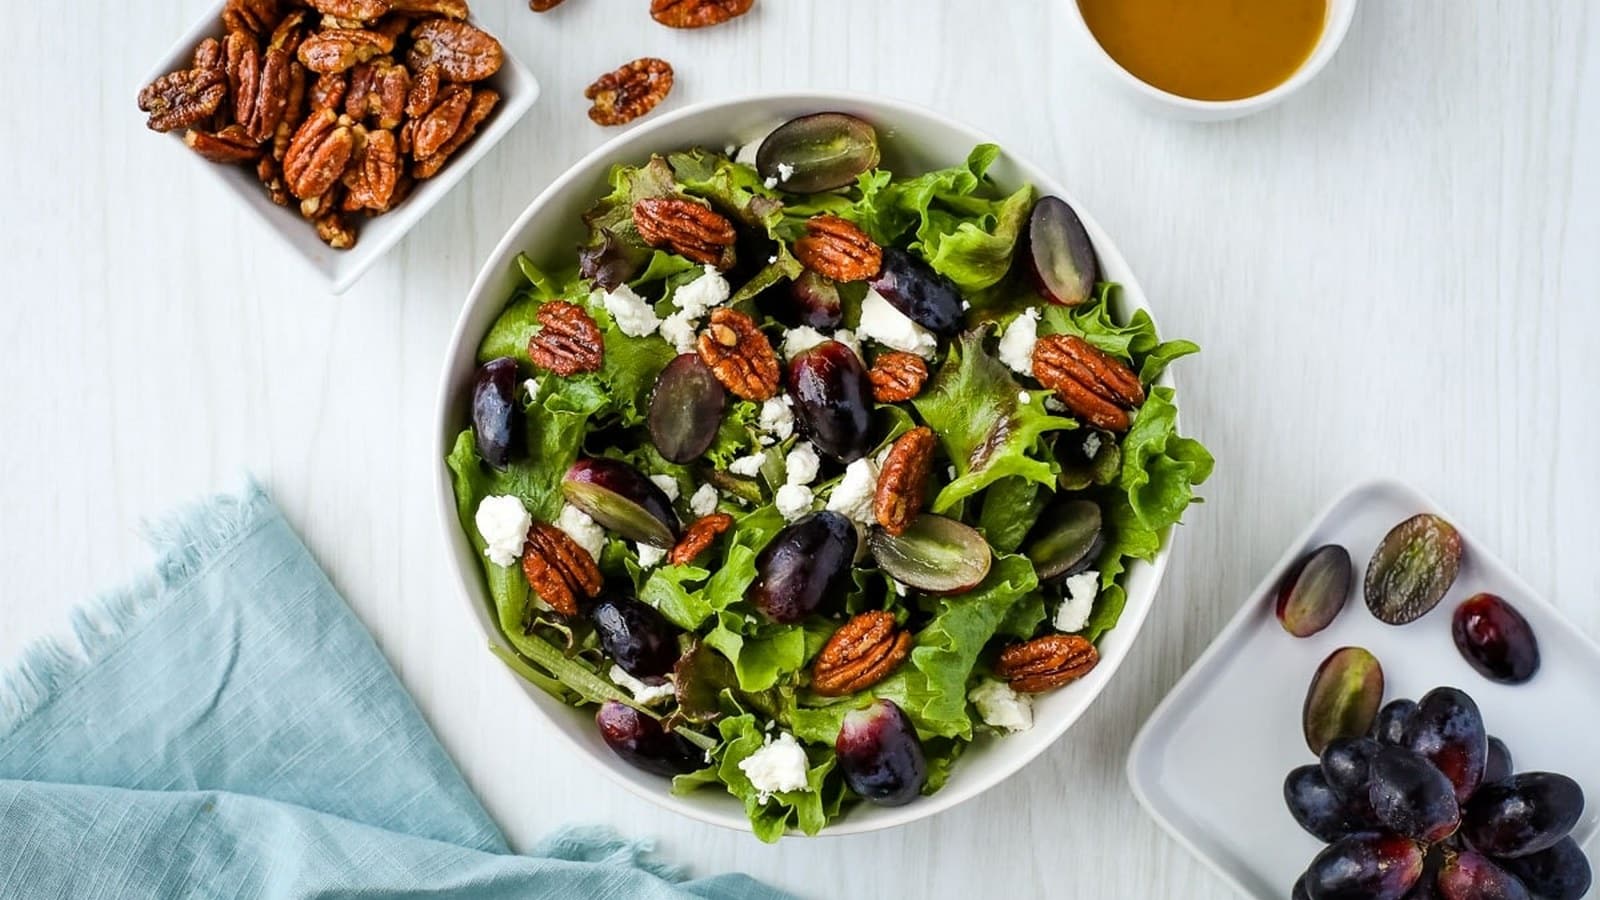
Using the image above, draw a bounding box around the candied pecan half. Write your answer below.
[812,611,913,696]
[309,71,349,111]
[411,83,469,159]
[298,28,394,74]
[269,10,311,54]
[996,634,1100,693]
[411,88,498,178]
[245,47,293,142]
[341,128,400,211]
[528,301,604,375]
[1031,334,1144,432]
[405,64,442,117]
[345,57,409,129]
[407,18,503,83]
[138,67,227,133]
[223,0,282,36]
[669,512,734,566]
[392,0,469,17]
[873,426,935,536]
[584,57,673,126]
[529,0,566,9]
[193,37,224,75]
[521,522,603,617]
[283,108,356,199]
[794,214,882,282]
[868,351,928,403]
[308,0,392,20]
[650,0,754,29]
[632,198,735,268]
[185,125,262,163]
[697,308,780,401]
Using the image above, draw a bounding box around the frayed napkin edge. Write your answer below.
[0,479,274,736]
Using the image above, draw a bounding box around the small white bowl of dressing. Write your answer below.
[1064,0,1358,121]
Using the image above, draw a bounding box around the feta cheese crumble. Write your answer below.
[610,666,676,706]
[658,312,698,354]
[636,543,667,570]
[737,731,810,803]
[600,284,661,338]
[781,325,830,359]
[858,288,938,358]
[1044,396,1069,414]
[758,395,795,441]
[969,679,1034,733]
[831,328,863,359]
[763,176,779,189]
[649,474,680,501]
[689,483,720,517]
[1018,391,1031,404]
[775,483,815,521]
[785,442,821,486]
[776,162,795,183]
[523,378,540,401]
[474,495,531,567]
[1054,570,1099,633]
[1081,432,1103,459]
[826,456,879,524]
[997,307,1040,375]
[735,139,762,167]
[555,504,607,561]
[729,453,766,477]
[673,265,731,319]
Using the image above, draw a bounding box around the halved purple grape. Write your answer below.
[589,595,682,679]
[672,640,736,724]
[867,248,964,337]
[747,511,856,623]
[754,112,880,194]
[1403,687,1487,803]
[1364,514,1463,625]
[649,354,727,463]
[1368,745,1462,843]
[1461,773,1585,858]
[788,341,873,463]
[1285,764,1371,842]
[835,699,927,806]
[1483,736,1513,785]
[1276,544,1354,638]
[1024,196,1100,307]
[562,458,681,548]
[789,270,843,329]
[473,357,521,469]
[1373,698,1418,745]
[870,514,993,594]
[1452,593,1541,685]
[1304,646,1385,755]
[1304,833,1425,900]
[595,700,702,777]
[1498,837,1592,900]
[1436,851,1532,900]
[1023,499,1102,584]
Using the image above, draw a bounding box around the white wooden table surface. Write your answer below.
[4,2,1597,897]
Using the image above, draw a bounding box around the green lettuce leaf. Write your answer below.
[579,156,682,288]
[1038,283,1200,383]
[671,713,847,842]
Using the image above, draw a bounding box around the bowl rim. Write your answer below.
[433,90,1183,836]
[1061,0,1359,114]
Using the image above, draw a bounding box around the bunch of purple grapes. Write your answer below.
[1286,687,1591,899]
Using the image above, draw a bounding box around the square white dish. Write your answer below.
[140,6,538,293]
[1127,477,1600,899]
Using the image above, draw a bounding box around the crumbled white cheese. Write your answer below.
[1044,396,1068,414]
[673,265,731,319]
[556,504,607,561]
[763,176,779,189]
[997,307,1040,375]
[636,543,667,570]
[826,456,879,524]
[689,483,720,517]
[832,328,863,359]
[758,434,776,447]
[1055,570,1100,633]
[610,665,676,706]
[766,254,778,265]
[1081,433,1103,459]
[724,143,738,156]
[523,378,540,401]
[758,395,795,441]
[775,483,815,522]
[946,465,957,479]
[729,453,766,477]
[601,284,662,338]
[735,139,763,167]
[782,325,831,359]
[859,287,938,358]
[737,731,810,803]
[649,474,680,501]
[970,679,1034,733]
[961,300,972,311]
[475,495,531,568]
[892,580,908,597]
[776,162,795,183]
[785,442,821,486]
[658,312,698,354]
[1018,391,1032,404]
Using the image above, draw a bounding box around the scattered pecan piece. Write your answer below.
[411,82,469,159]
[282,108,356,199]
[632,198,736,268]
[811,611,912,696]
[297,28,394,74]
[996,634,1100,693]
[669,512,734,566]
[392,0,469,17]
[405,64,442,117]
[193,37,224,74]
[257,155,290,205]
[794,214,882,283]
[528,301,604,375]
[138,67,227,133]
[1031,334,1144,432]
[313,208,357,248]
[269,9,311,53]
[529,0,566,9]
[407,18,503,82]
[868,351,928,403]
[309,71,349,111]
[346,57,410,128]
[185,125,263,163]
[650,0,754,29]
[223,0,282,36]
[341,128,400,210]
[584,57,673,126]
[873,426,935,536]
[307,0,392,20]
[520,522,603,617]
[411,88,497,178]
[697,308,780,401]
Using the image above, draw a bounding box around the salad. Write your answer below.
[445,111,1212,840]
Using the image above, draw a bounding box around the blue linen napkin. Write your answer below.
[0,483,788,900]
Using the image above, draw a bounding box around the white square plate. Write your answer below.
[1127,478,1600,898]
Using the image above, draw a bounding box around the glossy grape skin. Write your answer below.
[1437,851,1532,900]
[1497,837,1593,900]
[789,270,843,329]
[1023,196,1100,308]
[1461,773,1586,858]
[1304,646,1385,756]
[1374,699,1418,746]
[589,595,681,679]
[1304,833,1425,900]
[1452,593,1541,685]
[1401,848,1444,900]
[835,699,927,806]
[747,511,856,623]
[1286,764,1370,842]
[867,248,965,337]
[562,458,681,548]
[1484,736,1513,786]
[472,357,521,469]
[1293,874,1313,900]
[1321,737,1381,814]
[1368,746,1462,843]
[787,341,873,463]
[1276,544,1354,638]
[648,354,727,463]
[594,701,701,776]
[1403,687,1488,804]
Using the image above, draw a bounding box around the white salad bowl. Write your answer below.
[434,92,1185,836]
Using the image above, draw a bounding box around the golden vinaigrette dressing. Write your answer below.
[1079,0,1327,102]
